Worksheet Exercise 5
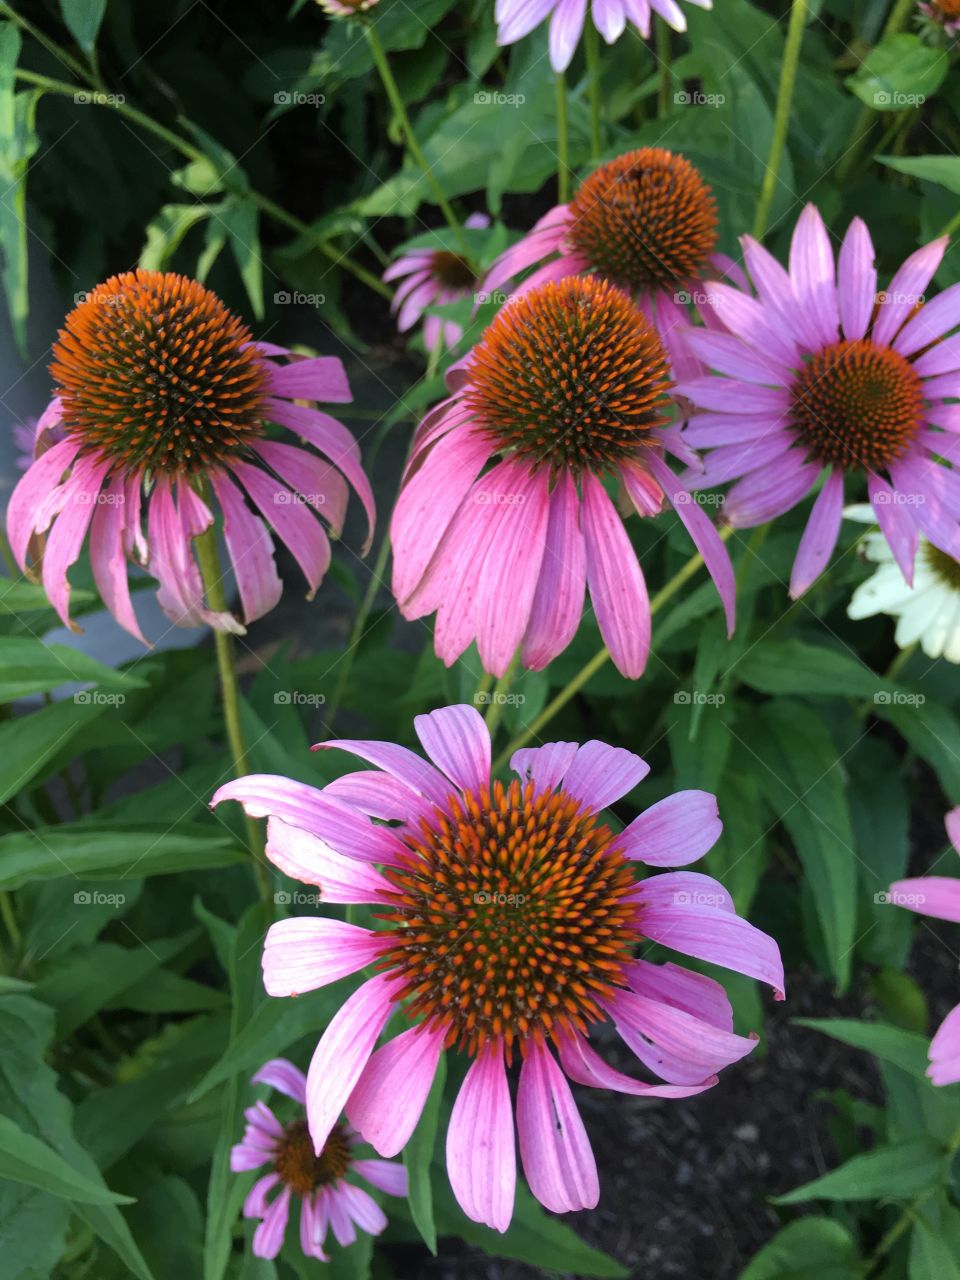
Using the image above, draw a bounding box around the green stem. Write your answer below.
[493,532,732,770]
[836,0,917,182]
[753,0,807,240]
[13,69,390,300]
[556,72,570,204]
[584,19,603,162]
[0,890,21,957]
[483,653,521,741]
[0,3,91,83]
[365,22,470,259]
[194,522,269,902]
[656,22,672,118]
[325,531,393,735]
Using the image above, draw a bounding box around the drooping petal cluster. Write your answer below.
[385,214,490,354]
[390,274,734,679]
[214,704,784,1232]
[679,205,960,597]
[6,271,374,641]
[888,810,960,1086]
[495,0,713,72]
[231,1058,406,1260]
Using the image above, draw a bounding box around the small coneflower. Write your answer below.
[214,705,784,1232]
[888,810,960,1085]
[6,270,374,641]
[495,0,712,73]
[385,214,490,354]
[483,148,735,377]
[317,0,380,16]
[231,1058,406,1260]
[677,205,960,597]
[391,273,734,679]
[918,0,960,39]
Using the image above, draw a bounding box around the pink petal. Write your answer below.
[888,876,960,923]
[42,453,112,629]
[723,456,819,528]
[353,1158,409,1198]
[252,1058,307,1103]
[556,1030,717,1098]
[947,808,960,852]
[268,355,352,403]
[581,471,650,678]
[521,470,587,670]
[262,917,384,997]
[510,742,579,792]
[253,439,348,534]
[874,237,949,348]
[837,217,876,342]
[232,456,332,599]
[252,1185,291,1259]
[788,204,839,350]
[626,958,734,1030]
[789,468,844,598]
[6,436,82,567]
[209,470,282,625]
[313,739,451,808]
[446,1044,516,1232]
[347,1022,446,1158]
[265,817,392,904]
[244,1172,280,1217]
[867,472,919,585]
[561,739,650,811]
[620,790,722,866]
[414,704,491,795]
[89,472,147,643]
[516,1039,599,1213]
[606,988,757,1084]
[683,329,789,384]
[929,1003,960,1086]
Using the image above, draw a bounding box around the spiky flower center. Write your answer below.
[790,339,924,472]
[567,148,718,294]
[50,270,270,474]
[431,251,477,291]
[376,779,641,1058]
[933,0,960,18]
[465,276,671,472]
[274,1120,351,1196]
[925,543,960,590]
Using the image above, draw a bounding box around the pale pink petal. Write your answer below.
[265,817,392,904]
[89,472,147,643]
[868,472,919,585]
[253,439,348,534]
[837,217,876,342]
[244,1173,280,1218]
[313,739,451,808]
[619,790,722,866]
[209,470,282,625]
[789,468,844,598]
[42,453,112,629]
[874,237,949,348]
[268,355,352,403]
[252,1185,291,1259]
[789,204,839,350]
[510,742,579,792]
[337,1183,388,1236]
[626,958,734,1030]
[6,436,82,567]
[682,329,789,384]
[606,987,757,1084]
[517,1039,599,1213]
[561,739,650,811]
[929,1003,960,1086]
[353,1158,409,1198]
[231,457,331,599]
[723,456,819,527]
[522,471,587,670]
[888,876,960,923]
[347,1022,446,1158]
[556,1030,717,1097]
[446,1044,515,1232]
[414,704,491,794]
[581,471,650,678]
[252,1058,307,1103]
[262,917,384,997]
[893,278,960,357]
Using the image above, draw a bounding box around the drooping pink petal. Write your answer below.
[619,790,722,866]
[314,739,451,808]
[209,470,282,625]
[232,456,332,599]
[264,817,392,904]
[626,958,734,1030]
[722,455,819,528]
[267,355,352,403]
[556,1030,717,1097]
[561,739,650,811]
[347,1022,446,1158]
[353,1158,408,1197]
[516,1039,599,1213]
[299,1195,329,1261]
[522,470,587,669]
[89,471,147,643]
[252,1058,307,1103]
[446,1044,515,1233]
[888,876,960,923]
[306,973,396,1155]
[262,917,384,997]
[42,453,112,629]
[323,772,435,827]
[929,1003,960,1087]
[336,1182,388,1236]
[326,1186,357,1248]
[606,987,758,1084]
[243,1172,280,1218]
[6,436,82,567]
[252,1185,292,1259]
[581,470,650,678]
[414,704,491,794]
[867,472,919,585]
[789,468,844,598]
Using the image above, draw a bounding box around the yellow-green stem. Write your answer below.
[365,23,470,259]
[194,524,269,901]
[556,72,570,204]
[753,0,807,240]
[483,653,521,741]
[584,19,603,161]
[493,531,733,770]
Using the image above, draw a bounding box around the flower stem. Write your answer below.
[493,531,732,770]
[193,522,270,901]
[556,72,571,204]
[656,22,672,118]
[325,530,393,735]
[0,891,21,958]
[365,23,470,259]
[753,0,807,240]
[483,653,521,741]
[584,19,603,162]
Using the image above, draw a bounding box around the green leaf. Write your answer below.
[0,1114,133,1205]
[220,197,264,319]
[0,23,39,357]
[796,1018,932,1079]
[140,204,210,271]
[744,702,857,990]
[739,1216,860,1279]
[0,822,242,890]
[58,0,108,54]
[846,35,948,111]
[0,637,145,702]
[404,1055,445,1253]
[878,154,960,196]
[910,1200,960,1280]
[0,698,105,805]
[0,577,93,615]
[734,639,888,700]
[874,696,960,804]
[774,1137,944,1203]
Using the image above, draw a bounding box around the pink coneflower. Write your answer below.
[919,0,960,39]
[888,810,960,1086]
[483,149,733,378]
[231,1058,406,1260]
[385,214,490,355]
[495,0,712,72]
[390,273,734,679]
[214,704,785,1232]
[5,270,374,642]
[678,205,960,597]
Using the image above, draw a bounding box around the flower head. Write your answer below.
[6,270,374,641]
[846,506,960,662]
[918,0,960,40]
[391,274,734,679]
[214,704,784,1232]
[231,1058,406,1260]
[385,214,490,354]
[483,149,729,377]
[888,810,960,1085]
[495,0,713,72]
[678,205,960,597]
